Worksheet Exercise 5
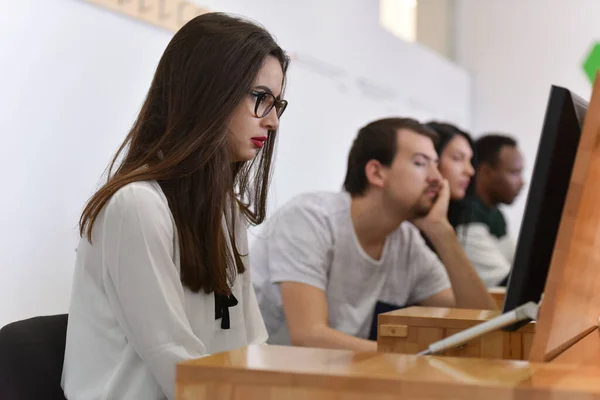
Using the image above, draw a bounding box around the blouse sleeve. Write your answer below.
[100,183,207,400]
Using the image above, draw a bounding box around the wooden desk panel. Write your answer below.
[530,73,600,362]
[377,307,535,360]
[552,328,600,367]
[176,344,600,400]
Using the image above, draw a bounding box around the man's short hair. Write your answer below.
[474,134,517,167]
[343,118,438,196]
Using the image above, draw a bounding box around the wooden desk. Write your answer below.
[176,344,600,400]
[378,306,535,360]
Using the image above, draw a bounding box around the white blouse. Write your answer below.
[62,181,267,400]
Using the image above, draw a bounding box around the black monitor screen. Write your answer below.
[502,85,588,330]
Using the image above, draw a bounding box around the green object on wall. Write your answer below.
[583,42,600,84]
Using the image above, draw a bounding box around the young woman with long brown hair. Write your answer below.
[62,13,289,400]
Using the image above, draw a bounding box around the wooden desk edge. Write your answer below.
[378,306,536,332]
[176,345,600,398]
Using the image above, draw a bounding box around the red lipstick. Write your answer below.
[251,136,267,148]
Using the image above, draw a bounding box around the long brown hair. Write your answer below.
[80,13,289,295]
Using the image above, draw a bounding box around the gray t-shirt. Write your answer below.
[251,191,451,344]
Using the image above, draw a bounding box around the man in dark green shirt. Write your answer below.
[457,135,524,287]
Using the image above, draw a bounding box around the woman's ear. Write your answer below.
[365,159,386,189]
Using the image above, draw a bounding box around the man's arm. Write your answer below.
[422,222,497,310]
[280,282,377,352]
[412,180,496,310]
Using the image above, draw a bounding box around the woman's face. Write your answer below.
[228,55,285,162]
[438,135,475,200]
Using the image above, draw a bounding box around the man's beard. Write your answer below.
[413,201,433,218]
[412,184,440,218]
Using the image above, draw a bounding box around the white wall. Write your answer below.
[454,0,597,238]
[0,0,471,326]
[0,0,174,327]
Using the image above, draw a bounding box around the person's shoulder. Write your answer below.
[395,221,424,242]
[278,191,349,218]
[391,222,437,260]
[106,180,169,215]
[458,196,508,238]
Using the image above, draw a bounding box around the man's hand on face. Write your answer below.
[411,179,452,235]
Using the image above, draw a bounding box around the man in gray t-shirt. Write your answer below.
[251,118,496,352]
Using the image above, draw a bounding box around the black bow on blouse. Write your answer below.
[214,293,239,329]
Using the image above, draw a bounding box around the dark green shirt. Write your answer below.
[463,195,507,239]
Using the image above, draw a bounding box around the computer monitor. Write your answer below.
[502,85,588,330]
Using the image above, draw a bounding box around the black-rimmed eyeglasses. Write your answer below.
[250,90,288,118]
